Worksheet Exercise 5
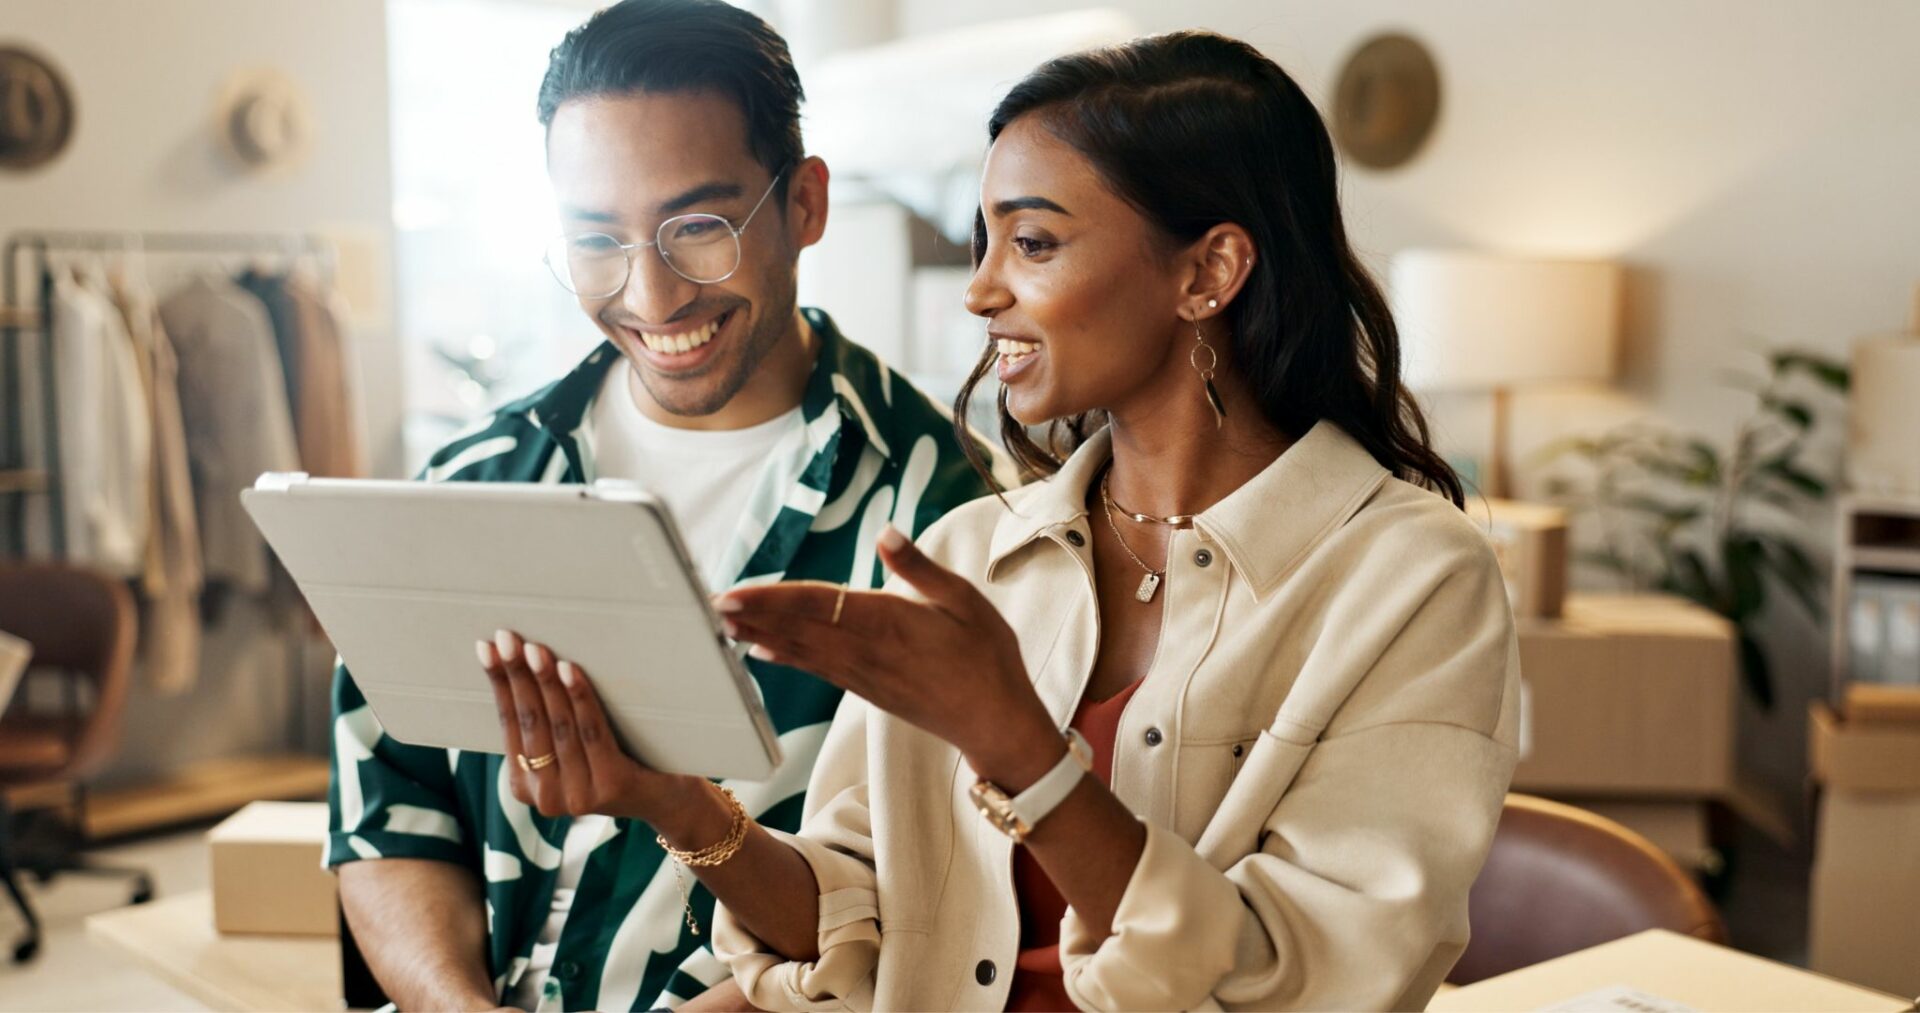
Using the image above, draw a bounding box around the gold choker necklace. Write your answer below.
[1102,472,1195,528]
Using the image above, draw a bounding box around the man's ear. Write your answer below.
[787,155,830,252]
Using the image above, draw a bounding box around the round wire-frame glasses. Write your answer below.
[544,170,786,296]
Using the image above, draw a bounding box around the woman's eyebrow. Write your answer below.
[991,196,1072,217]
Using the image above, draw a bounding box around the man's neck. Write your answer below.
[629,308,816,431]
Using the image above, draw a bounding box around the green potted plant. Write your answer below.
[1536,350,1849,709]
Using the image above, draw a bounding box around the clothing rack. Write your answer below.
[0,229,335,557]
[0,231,339,823]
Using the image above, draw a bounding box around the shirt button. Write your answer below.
[1194,548,1213,567]
[976,959,997,985]
[1065,530,1086,547]
[1232,743,1245,758]
[1145,727,1164,746]
[557,960,582,980]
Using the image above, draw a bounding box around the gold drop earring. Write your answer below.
[1193,298,1227,428]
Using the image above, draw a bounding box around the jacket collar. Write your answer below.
[521,307,897,463]
[985,420,1391,601]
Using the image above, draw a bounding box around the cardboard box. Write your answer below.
[1427,928,1914,1012]
[1808,703,1920,997]
[1476,499,1570,618]
[208,801,338,937]
[1513,595,1736,796]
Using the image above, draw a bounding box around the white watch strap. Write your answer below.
[1009,728,1092,831]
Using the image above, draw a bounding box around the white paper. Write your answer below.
[1537,984,1700,1013]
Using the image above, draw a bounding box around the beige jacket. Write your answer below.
[715,421,1522,1011]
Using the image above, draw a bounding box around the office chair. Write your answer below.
[0,562,152,963]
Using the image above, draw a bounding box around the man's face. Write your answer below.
[546,91,806,417]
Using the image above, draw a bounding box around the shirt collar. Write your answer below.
[522,307,898,462]
[985,420,1392,601]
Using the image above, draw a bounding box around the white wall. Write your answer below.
[0,0,397,784]
[895,0,1920,814]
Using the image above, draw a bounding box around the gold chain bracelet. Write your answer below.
[656,784,748,936]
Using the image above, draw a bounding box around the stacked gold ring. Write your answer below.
[516,752,557,772]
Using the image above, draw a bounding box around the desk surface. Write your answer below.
[86,890,342,1013]
[1429,929,1915,1012]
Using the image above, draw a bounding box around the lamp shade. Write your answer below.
[1391,250,1621,391]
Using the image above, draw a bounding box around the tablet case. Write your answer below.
[242,474,781,781]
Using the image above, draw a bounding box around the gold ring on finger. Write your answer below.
[518,752,557,772]
[832,583,848,626]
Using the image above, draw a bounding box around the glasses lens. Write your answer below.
[546,232,628,297]
[658,214,741,283]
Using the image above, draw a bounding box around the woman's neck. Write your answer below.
[1101,369,1293,520]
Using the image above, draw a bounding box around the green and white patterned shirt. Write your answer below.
[327,309,1002,1010]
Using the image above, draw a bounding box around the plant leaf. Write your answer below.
[1724,535,1767,620]
[1772,351,1851,391]
[1761,457,1829,497]
[1762,396,1815,429]
[1737,629,1776,711]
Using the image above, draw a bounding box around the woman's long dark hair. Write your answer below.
[955,30,1463,508]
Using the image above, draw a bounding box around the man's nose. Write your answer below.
[621,246,700,324]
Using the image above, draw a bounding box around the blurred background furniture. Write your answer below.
[0,561,152,963]
[1450,793,1725,985]
[1390,250,1622,498]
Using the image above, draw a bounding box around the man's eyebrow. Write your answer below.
[559,206,620,224]
[659,181,747,215]
[991,196,1071,217]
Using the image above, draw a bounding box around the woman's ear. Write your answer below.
[1181,223,1256,320]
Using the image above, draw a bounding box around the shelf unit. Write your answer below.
[1830,493,1920,704]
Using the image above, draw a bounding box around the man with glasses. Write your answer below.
[326,2,1003,1010]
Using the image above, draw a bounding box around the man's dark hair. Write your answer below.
[537,0,804,186]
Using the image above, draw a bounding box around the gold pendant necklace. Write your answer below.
[1100,472,1167,603]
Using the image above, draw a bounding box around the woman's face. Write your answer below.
[965,116,1191,426]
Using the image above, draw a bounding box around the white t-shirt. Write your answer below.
[587,361,806,585]
[507,361,804,1011]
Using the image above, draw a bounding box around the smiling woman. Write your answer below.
[695,29,1519,1013]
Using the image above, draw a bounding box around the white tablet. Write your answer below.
[241,473,781,781]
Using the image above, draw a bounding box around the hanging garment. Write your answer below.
[159,273,301,595]
[52,263,152,577]
[109,270,205,695]
[234,268,365,478]
[283,271,364,478]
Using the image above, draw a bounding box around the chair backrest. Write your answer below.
[0,562,137,781]
[1449,793,1726,984]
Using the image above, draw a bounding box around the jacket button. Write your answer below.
[1194,548,1213,567]
[1145,727,1164,746]
[975,959,997,985]
[557,960,582,980]
[1065,530,1086,547]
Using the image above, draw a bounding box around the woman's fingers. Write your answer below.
[478,639,533,806]
[722,616,873,695]
[557,657,635,779]
[874,525,978,619]
[523,640,595,814]
[715,580,863,629]
[495,629,563,816]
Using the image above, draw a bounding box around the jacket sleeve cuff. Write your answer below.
[1058,821,1244,1011]
[713,829,881,1012]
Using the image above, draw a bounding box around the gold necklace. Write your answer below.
[1104,478,1196,528]
[1100,472,1167,603]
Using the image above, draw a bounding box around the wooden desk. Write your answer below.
[86,890,343,1012]
[1429,929,1915,1012]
